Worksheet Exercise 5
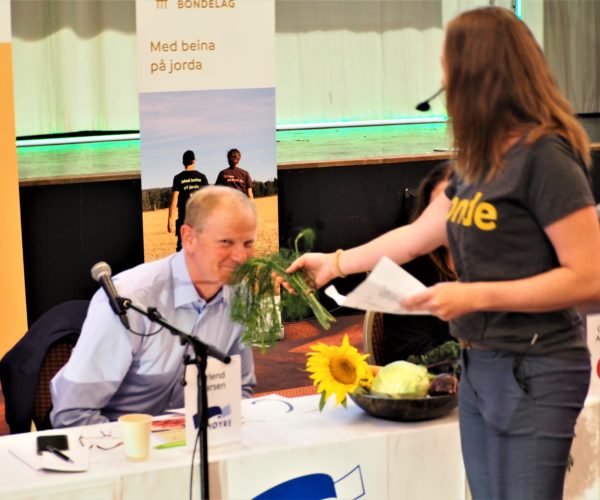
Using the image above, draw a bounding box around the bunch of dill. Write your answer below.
[230,229,336,349]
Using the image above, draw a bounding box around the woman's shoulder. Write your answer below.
[527,133,578,159]
[531,135,589,179]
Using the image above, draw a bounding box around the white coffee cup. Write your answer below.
[118,413,152,461]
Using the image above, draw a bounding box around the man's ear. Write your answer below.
[180,224,195,249]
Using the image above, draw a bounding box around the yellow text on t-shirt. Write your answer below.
[447,191,497,230]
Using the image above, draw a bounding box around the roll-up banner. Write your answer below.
[0,0,28,357]
[136,0,277,261]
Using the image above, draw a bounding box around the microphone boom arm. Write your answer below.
[119,297,231,364]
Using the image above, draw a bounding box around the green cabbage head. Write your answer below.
[371,360,431,398]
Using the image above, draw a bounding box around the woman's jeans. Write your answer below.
[459,348,590,500]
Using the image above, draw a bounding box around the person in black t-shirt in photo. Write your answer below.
[168,150,209,251]
[215,148,254,198]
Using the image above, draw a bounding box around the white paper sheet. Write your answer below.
[9,445,90,472]
[324,256,431,315]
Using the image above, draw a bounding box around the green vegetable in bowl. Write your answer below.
[406,340,461,368]
[370,360,431,399]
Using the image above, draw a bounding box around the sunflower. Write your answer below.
[306,334,373,410]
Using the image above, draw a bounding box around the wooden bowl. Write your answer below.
[349,390,457,422]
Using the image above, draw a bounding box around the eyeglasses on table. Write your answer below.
[78,430,123,450]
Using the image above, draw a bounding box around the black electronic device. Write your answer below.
[36,434,69,455]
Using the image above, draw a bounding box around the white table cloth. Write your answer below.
[0,393,597,499]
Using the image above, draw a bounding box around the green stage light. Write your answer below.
[16,117,449,147]
[277,116,447,131]
[16,133,139,148]
[515,0,522,19]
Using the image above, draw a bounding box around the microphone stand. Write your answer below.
[120,297,230,500]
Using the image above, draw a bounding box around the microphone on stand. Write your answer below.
[91,261,130,329]
[415,87,445,112]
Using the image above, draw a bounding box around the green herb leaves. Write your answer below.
[231,229,336,349]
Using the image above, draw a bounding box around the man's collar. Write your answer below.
[171,251,229,309]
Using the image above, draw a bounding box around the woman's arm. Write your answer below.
[403,205,600,319]
[287,193,451,288]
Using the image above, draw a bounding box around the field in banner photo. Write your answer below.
[143,195,279,262]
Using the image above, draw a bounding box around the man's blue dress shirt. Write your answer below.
[50,252,255,428]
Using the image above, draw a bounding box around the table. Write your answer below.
[0,394,463,499]
[0,393,597,499]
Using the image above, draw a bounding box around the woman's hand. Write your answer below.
[402,282,476,321]
[287,252,340,288]
[272,252,339,293]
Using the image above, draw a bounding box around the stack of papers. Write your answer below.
[151,415,185,449]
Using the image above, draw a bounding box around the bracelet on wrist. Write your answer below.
[334,249,347,278]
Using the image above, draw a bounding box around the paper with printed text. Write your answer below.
[324,256,431,315]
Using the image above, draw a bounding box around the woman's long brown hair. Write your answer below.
[410,163,456,281]
[444,7,590,183]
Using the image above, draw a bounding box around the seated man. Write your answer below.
[50,186,256,428]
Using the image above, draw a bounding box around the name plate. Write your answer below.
[184,354,242,449]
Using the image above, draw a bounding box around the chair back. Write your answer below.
[362,311,386,366]
[0,299,88,433]
[32,333,80,431]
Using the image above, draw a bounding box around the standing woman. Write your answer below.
[286,7,600,499]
